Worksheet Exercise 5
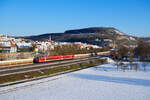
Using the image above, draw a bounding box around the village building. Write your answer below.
[0,41,17,53]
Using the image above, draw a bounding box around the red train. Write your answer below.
[33,54,75,63]
[33,51,111,63]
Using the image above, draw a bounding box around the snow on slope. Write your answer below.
[101,57,115,63]
[0,63,150,100]
[114,30,124,35]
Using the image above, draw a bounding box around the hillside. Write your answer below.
[24,27,141,47]
[65,27,124,35]
[140,37,150,43]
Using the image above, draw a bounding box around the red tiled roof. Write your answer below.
[10,41,16,47]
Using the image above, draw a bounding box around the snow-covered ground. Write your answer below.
[0,62,150,100]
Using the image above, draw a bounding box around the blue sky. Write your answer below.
[0,0,150,37]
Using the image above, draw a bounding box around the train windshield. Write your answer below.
[33,57,39,63]
[35,57,39,60]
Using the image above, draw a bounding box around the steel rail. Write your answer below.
[0,57,97,72]
[0,57,99,77]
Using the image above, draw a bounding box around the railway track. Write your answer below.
[0,58,88,72]
[0,57,98,77]
[0,56,103,86]
[0,57,98,74]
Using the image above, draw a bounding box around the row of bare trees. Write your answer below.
[48,44,105,56]
[115,42,150,71]
[116,42,150,62]
[134,42,150,61]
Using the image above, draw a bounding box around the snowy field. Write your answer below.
[0,61,150,100]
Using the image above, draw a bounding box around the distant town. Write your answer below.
[0,34,105,61]
[0,27,150,61]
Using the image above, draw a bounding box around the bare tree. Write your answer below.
[134,42,150,61]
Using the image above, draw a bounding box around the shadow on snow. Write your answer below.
[71,73,150,87]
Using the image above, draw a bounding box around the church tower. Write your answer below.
[49,35,54,50]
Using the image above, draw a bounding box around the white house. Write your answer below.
[0,41,17,53]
